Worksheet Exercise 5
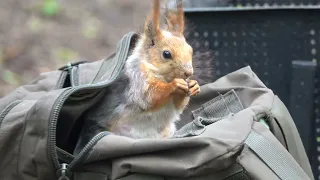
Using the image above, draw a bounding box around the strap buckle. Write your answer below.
[58,61,88,71]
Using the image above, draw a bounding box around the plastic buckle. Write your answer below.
[58,61,88,71]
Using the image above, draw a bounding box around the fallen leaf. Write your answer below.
[1,70,21,85]
[41,0,59,16]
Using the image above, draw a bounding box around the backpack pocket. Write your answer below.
[0,100,37,178]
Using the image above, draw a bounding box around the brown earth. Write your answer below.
[0,0,152,97]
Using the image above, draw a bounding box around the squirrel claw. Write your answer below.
[187,80,191,96]
[188,80,200,97]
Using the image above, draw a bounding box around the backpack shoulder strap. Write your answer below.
[91,31,138,84]
[245,129,311,180]
[60,32,138,86]
[270,96,314,180]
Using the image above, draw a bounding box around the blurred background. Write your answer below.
[0,0,153,97]
[0,0,303,98]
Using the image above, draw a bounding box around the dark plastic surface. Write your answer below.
[185,8,320,179]
[182,0,320,8]
[229,0,320,6]
[290,60,317,159]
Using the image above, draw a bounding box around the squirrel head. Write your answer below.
[140,0,193,82]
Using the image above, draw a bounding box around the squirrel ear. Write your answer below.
[164,9,177,32]
[177,0,185,34]
[164,0,184,35]
[144,0,161,47]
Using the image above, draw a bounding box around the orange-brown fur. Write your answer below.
[148,79,175,111]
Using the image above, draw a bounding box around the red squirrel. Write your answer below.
[75,0,200,149]
[104,0,200,139]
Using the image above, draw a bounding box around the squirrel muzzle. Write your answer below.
[182,62,193,79]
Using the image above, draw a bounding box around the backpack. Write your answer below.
[0,32,314,180]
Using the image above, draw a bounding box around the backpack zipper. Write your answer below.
[48,34,130,171]
[56,147,75,164]
[49,80,122,170]
[48,80,120,169]
[49,88,73,170]
[0,100,23,128]
[67,131,110,170]
[57,163,70,180]
[56,132,110,180]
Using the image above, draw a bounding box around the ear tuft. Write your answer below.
[163,0,185,35]
[144,17,157,47]
[177,0,185,34]
[143,0,161,47]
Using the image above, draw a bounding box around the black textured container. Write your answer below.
[185,6,320,179]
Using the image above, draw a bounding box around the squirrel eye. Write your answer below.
[162,50,172,59]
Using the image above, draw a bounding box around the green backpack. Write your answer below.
[0,32,314,180]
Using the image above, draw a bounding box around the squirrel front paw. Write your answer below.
[187,80,200,96]
[170,79,200,97]
[170,78,189,95]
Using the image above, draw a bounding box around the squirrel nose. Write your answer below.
[183,62,193,78]
[184,70,193,77]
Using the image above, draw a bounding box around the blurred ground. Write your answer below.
[0,0,151,97]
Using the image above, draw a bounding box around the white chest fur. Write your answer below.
[116,100,182,139]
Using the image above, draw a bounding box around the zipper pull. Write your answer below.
[57,163,70,180]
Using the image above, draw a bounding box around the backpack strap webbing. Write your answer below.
[224,170,252,180]
[92,31,138,84]
[245,131,310,180]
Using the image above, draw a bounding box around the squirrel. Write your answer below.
[74,0,200,151]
